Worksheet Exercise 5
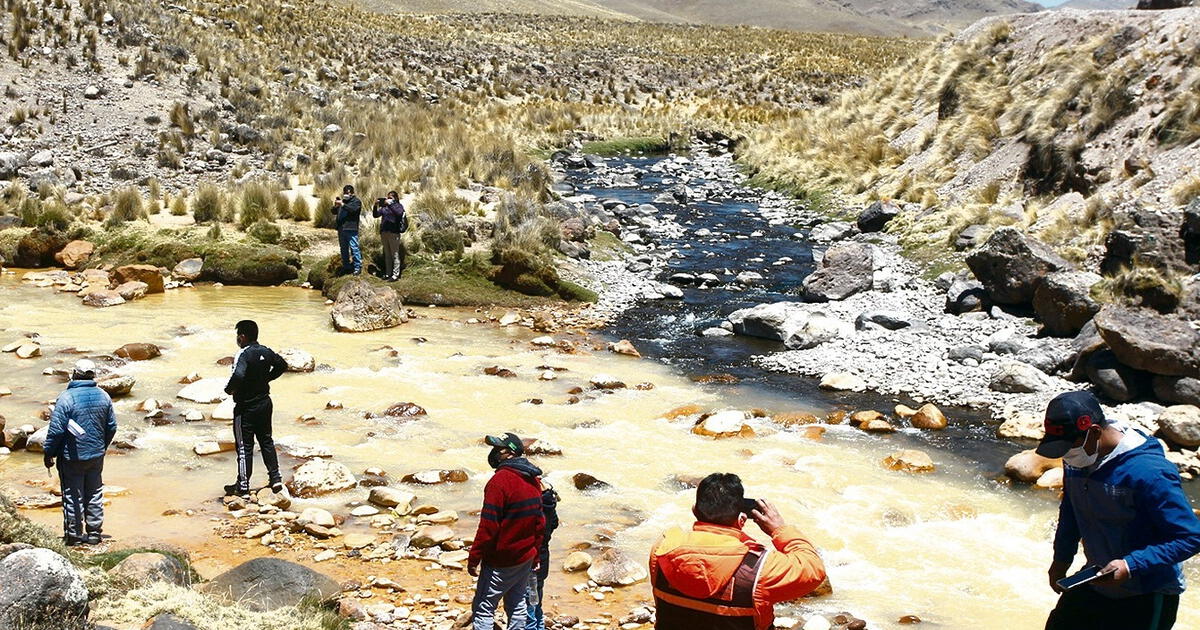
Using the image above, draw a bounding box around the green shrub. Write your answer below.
[192,184,221,223]
[247,220,281,244]
[238,183,273,230]
[35,202,72,232]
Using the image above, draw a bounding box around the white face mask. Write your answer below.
[1063,429,1099,468]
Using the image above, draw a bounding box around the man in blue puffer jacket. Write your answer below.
[1039,391,1200,630]
[43,359,118,546]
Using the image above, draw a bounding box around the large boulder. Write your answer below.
[586,548,647,587]
[990,361,1049,393]
[82,290,125,308]
[1004,449,1062,483]
[1086,350,1145,402]
[115,343,161,361]
[856,200,901,233]
[279,348,315,373]
[112,264,165,294]
[691,410,754,438]
[288,458,357,497]
[966,228,1071,305]
[727,302,808,342]
[0,548,89,628]
[785,313,853,350]
[97,374,135,397]
[1032,271,1102,337]
[114,281,149,301]
[109,552,190,586]
[1157,405,1200,448]
[177,378,227,404]
[1094,307,1200,377]
[801,242,873,302]
[331,279,406,333]
[172,258,204,281]
[368,487,415,514]
[1153,375,1200,406]
[54,240,94,270]
[945,275,988,314]
[201,558,339,611]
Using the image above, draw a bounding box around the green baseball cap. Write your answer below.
[485,432,524,455]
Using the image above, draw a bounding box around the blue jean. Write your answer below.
[338,229,361,273]
[472,560,533,630]
[525,575,546,630]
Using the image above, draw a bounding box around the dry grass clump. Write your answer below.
[93,582,343,630]
[105,188,147,227]
[192,184,222,223]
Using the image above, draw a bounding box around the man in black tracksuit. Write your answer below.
[223,320,288,498]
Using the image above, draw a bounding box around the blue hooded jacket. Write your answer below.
[43,380,118,461]
[1054,430,1200,598]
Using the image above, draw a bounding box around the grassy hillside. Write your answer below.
[358,0,1045,36]
[743,9,1200,284]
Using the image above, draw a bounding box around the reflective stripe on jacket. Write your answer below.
[653,545,765,629]
[650,523,826,630]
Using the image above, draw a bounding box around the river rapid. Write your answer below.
[0,156,1197,629]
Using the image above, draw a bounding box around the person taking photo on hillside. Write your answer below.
[372,190,407,281]
[223,320,289,500]
[468,432,546,630]
[1040,391,1200,630]
[649,472,826,630]
[332,184,363,275]
[43,359,118,546]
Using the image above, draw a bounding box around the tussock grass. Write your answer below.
[192,184,222,223]
[93,582,341,630]
[106,188,147,227]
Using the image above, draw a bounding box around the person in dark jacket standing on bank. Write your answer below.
[43,359,118,546]
[223,320,289,499]
[1041,391,1200,630]
[332,184,362,275]
[469,432,546,630]
[372,190,406,281]
[526,479,559,630]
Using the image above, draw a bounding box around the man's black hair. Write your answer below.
[695,472,744,526]
[343,184,355,195]
[236,319,259,343]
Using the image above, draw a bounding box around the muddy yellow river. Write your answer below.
[1,275,1197,629]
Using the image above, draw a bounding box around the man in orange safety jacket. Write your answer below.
[649,472,827,630]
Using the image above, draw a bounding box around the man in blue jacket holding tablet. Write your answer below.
[1041,391,1200,630]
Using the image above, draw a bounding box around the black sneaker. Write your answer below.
[64,537,85,547]
[270,482,285,494]
[224,484,250,498]
[85,533,102,545]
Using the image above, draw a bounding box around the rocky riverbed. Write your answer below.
[548,145,1200,479]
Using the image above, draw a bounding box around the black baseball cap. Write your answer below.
[485,432,524,455]
[1035,391,1108,458]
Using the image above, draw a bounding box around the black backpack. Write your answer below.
[398,207,409,233]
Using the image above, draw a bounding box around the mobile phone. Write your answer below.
[1056,565,1114,591]
[741,498,760,515]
